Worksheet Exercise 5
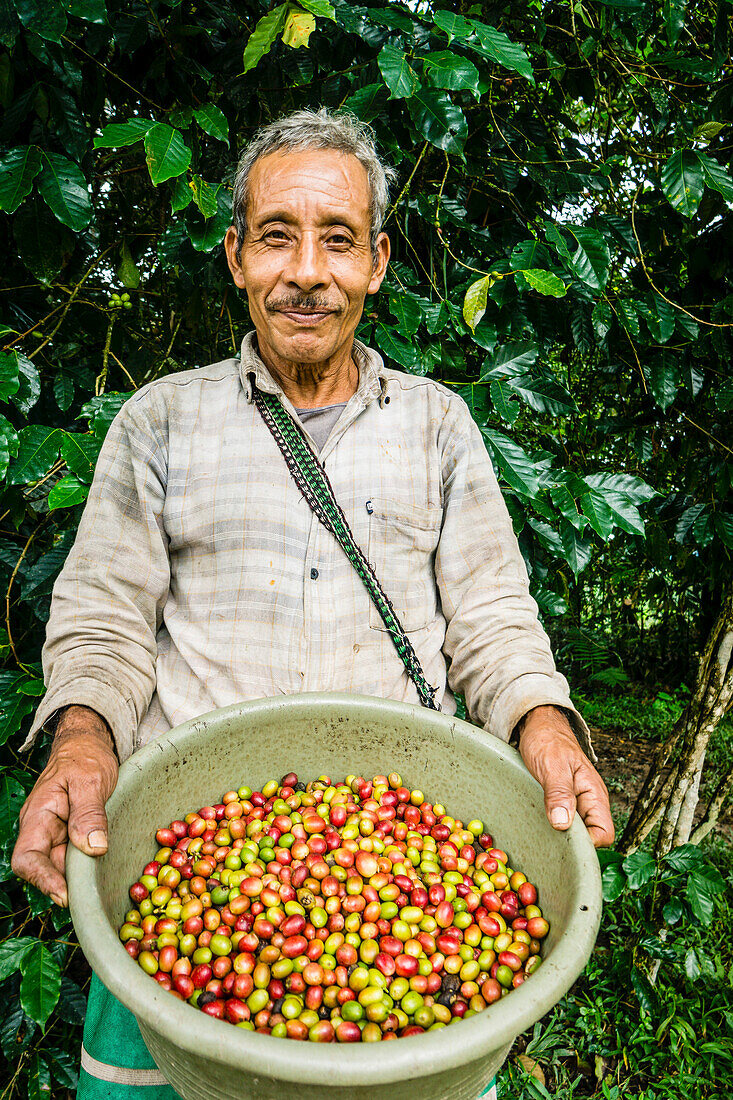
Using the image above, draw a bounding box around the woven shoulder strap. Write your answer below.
[252,384,440,711]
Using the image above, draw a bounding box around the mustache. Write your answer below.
[267,297,342,313]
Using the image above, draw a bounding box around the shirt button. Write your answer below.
[310,567,319,580]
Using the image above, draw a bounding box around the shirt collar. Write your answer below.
[238,329,389,408]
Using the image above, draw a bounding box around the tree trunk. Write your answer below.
[620,585,733,856]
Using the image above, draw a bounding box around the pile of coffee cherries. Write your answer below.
[120,772,549,1042]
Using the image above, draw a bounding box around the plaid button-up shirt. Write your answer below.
[27,331,591,762]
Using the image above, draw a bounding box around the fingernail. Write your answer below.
[550,807,570,827]
[51,893,67,908]
[88,831,107,850]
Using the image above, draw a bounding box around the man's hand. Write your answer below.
[517,704,614,848]
[11,705,119,907]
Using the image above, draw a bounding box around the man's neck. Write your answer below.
[255,336,359,409]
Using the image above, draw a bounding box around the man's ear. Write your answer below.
[367,232,391,295]
[224,226,246,290]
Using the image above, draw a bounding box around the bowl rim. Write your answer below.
[68,692,602,1085]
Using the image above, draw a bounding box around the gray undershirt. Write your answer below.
[294,403,347,452]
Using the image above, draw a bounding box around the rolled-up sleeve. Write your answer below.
[435,402,594,761]
[23,396,170,762]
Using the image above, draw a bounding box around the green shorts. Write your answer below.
[77,974,498,1099]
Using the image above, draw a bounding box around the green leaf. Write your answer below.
[79,391,131,439]
[0,350,20,400]
[377,45,420,100]
[631,966,658,1016]
[489,379,519,424]
[601,860,627,902]
[14,353,41,414]
[343,83,389,122]
[20,943,62,1030]
[480,340,538,379]
[7,426,60,485]
[622,849,657,889]
[193,103,229,146]
[26,1051,52,1100]
[650,358,679,410]
[117,240,140,289]
[520,269,567,297]
[14,0,67,41]
[144,124,191,186]
[407,88,467,155]
[469,21,534,82]
[481,429,541,497]
[48,474,89,511]
[508,373,576,416]
[37,152,92,231]
[387,292,422,337]
[0,414,18,481]
[686,871,720,925]
[463,274,498,333]
[422,50,480,99]
[559,519,593,574]
[565,227,610,291]
[432,11,475,40]
[13,198,74,283]
[664,0,687,45]
[0,937,36,980]
[65,0,108,23]
[297,0,335,17]
[696,150,733,202]
[684,947,701,980]
[190,175,220,219]
[580,488,616,540]
[186,188,230,252]
[45,1044,80,1087]
[0,146,41,213]
[661,150,705,217]
[170,175,192,213]
[0,688,34,747]
[374,323,420,372]
[60,431,100,482]
[242,2,289,73]
[663,897,685,925]
[93,119,153,149]
[0,773,25,848]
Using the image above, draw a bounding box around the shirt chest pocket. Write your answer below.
[366,497,442,633]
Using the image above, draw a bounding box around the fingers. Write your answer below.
[67,775,110,856]
[12,806,70,907]
[541,776,577,833]
[575,769,615,848]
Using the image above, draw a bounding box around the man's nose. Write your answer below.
[283,232,329,290]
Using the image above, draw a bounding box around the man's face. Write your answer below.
[225,148,390,367]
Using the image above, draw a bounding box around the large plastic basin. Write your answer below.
[67,692,601,1100]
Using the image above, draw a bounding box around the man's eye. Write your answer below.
[329,235,351,245]
[265,230,288,240]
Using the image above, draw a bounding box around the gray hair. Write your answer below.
[232,107,397,263]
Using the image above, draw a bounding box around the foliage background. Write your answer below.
[0,0,731,1095]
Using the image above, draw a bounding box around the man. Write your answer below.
[12,108,613,1098]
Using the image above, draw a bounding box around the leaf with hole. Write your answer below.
[0,146,41,213]
[407,88,467,155]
